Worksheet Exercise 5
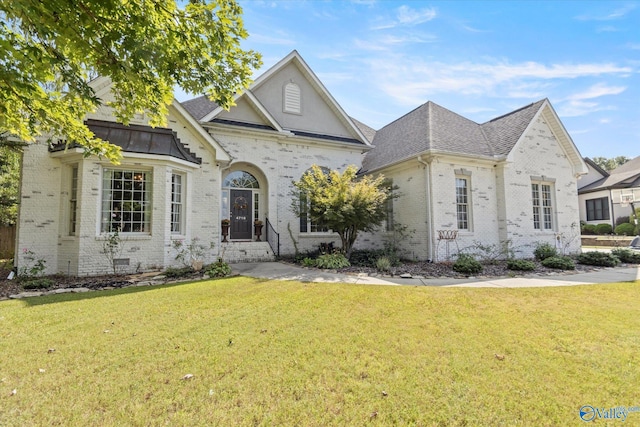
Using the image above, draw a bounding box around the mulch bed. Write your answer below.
[0,259,626,300]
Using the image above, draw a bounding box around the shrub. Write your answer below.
[533,243,557,261]
[506,259,536,271]
[301,257,316,267]
[577,251,620,267]
[163,267,193,279]
[375,256,392,272]
[611,248,640,264]
[595,223,613,235]
[315,253,350,269]
[205,258,232,278]
[349,249,400,267]
[614,223,635,236]
[22,278,55,289]
[541,256,575,270]
[616,216,632,226]
[581,224,597,235]
[349,249,385,267]
[452,254,482,275]
[468,240,515,264]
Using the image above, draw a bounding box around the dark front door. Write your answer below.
[230,189,252,240]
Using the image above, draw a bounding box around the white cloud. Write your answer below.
[557,100,617,117]
[397,5,437,25]
[371,5,436,29]
[358,55,634,110]
[566,83,627,101]
[575,4,636,21]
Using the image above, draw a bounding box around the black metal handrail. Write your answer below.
[265,217,280,258]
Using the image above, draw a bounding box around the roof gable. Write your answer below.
[362,99,586,175]
[506,101,587,176]
[182,50,370,146]
[480,100,545,156]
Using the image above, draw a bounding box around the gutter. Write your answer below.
[417,155,435,261]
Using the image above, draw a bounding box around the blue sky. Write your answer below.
[180,1,640,159]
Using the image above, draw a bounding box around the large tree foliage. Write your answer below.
[591,156,630,172]
[0,0,261,163]
[291,165,391,258]
[0,138,21,225]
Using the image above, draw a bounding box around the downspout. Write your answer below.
[218,160,233,257]
[417,155,434,262]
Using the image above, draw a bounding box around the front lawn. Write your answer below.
[1,278,639,425]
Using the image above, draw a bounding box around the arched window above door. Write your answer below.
[223,171,259,189]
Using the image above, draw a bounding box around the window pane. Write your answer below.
[171,174,183,234]
[69,166,78,235]
[102,169,151,233]
[456,178,469,230]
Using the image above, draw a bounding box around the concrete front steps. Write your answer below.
[220,241,276,263]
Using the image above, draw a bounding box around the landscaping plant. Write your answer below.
[205,258,232,278]
[541,256,575,270]
[452,254,483,275]
[611,248,640,264]
[577,251,621,267]
[533,242,557,261]
[506,259,536,271]
[314,253,350,269]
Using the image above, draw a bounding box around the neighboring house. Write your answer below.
[16,50,587,275]
[578,156,640,228]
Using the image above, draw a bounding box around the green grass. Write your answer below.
[1,277,639,426]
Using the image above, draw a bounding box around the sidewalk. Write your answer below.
[231,262,640,288]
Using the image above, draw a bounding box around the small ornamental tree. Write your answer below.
[291,165,391,259]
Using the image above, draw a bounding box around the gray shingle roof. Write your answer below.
[181,95,219,121]
[350,117,376,143]
[578,156,640,193]
[362,100,546,173]
[480,99,546,156]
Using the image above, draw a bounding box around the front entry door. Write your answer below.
[230,189,252,240]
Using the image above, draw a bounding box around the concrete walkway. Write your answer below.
[231,262,640,288]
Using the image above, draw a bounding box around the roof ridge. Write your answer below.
[377,101,432,131]
[484,99,546,124]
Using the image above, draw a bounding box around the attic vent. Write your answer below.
[283,82,301,114]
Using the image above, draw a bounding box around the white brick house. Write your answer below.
[16,51,587,275]
[358,100,588,261]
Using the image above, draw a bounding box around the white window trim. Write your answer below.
[170,172,185,235]
[531,176,556,232]
[100,167,153,235]
[454,169,472,232]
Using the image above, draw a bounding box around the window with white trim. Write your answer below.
[101,169,151,233]
[171,173,184,234]
[456,178,470,230]
[531,181,554,230]
[69,165,79,236]
[300,167,330,233]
